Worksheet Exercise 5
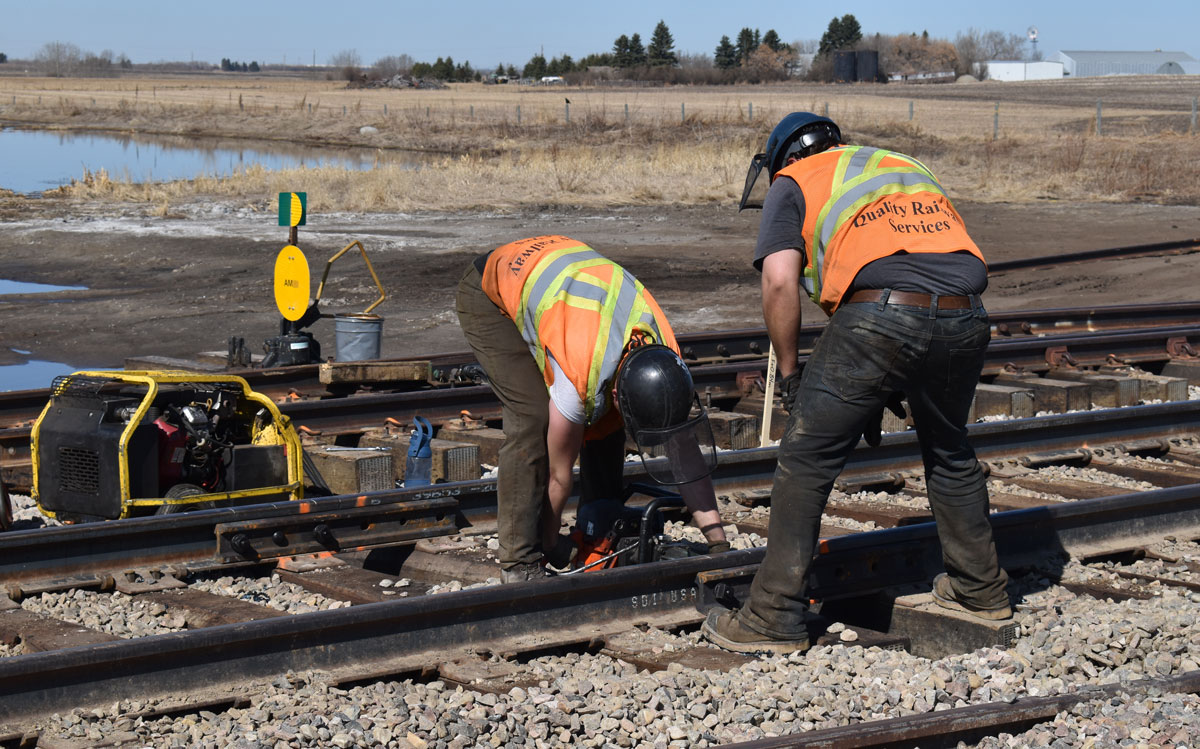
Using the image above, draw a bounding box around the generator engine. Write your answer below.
[33,372,300,522]
[140,392,237,493]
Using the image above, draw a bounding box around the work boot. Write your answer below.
[701,608,810,655]
[543,534,577,570]
[501,561,552,584]
[707,540,731,555]
[931,573,1012,620]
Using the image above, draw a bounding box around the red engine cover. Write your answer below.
[154,417,188,491]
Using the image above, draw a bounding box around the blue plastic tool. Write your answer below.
[405,416,433,487]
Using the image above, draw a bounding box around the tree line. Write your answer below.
[221,58,261,73]
[352,16,1032,85]
[16,16,1033,83]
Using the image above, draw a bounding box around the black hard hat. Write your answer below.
[739,111,843,211]
[765,111,843,177]
[615,345,717,485]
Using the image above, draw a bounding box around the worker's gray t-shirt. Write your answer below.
[753,178,987,297]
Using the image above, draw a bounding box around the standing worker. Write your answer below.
[456,235,729,583]
[703,113,1011,654]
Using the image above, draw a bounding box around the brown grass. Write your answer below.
[3,74,1200,211]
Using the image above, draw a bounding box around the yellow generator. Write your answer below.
[31,371,303,522]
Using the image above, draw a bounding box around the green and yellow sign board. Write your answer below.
[278,192,306,227]
[273,245,310,321]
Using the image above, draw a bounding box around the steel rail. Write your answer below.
[4,301,1199,424]
[987,236,1200,273]
[727,670,1200,748]
[1,482,1199,728]
[3,400,1200,587]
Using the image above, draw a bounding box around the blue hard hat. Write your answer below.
[765,112,843,177]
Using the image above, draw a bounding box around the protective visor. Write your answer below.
[738,152,770,211]
[631,396,718,485]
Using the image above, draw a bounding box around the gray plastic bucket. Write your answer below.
[334,313,383,361]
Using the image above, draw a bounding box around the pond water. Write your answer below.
[0,359,86,393]
[0,128,423,194]
[0,279,88,295]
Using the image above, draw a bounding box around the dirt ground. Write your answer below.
[3,198,1200,384]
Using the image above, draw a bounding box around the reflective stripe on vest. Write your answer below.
[519,246,667,423]
[803,146,947,301]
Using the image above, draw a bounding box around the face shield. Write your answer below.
[738,152,770,211]
[630,394,718,485]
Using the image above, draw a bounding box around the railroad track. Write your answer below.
[1,298,1200,745]
[3,302,1200,494]
[2,399,1200,744]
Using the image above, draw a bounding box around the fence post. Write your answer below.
[748,102,753,121]
[384,103,388,115]
[565,101,570,123]
[1192,97,1197,134]
[993,102,999,141]
[1096,100,1102,135]
[681,102,685,123]
[343,105,346,115]
[908,101,913,121]
[469,104,473,119]
[426,106,430,119]
[517,105,521,125]
[823,102,829,117]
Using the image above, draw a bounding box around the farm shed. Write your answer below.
[1055,50,1196,77]
[1157,60,1200,75]
[983,60,1065,81]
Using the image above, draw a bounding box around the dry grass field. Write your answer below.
[2,73,1200,212]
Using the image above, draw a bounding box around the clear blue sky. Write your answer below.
[3,0,1195,68]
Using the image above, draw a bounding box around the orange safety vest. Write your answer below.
[775,146,985,315]
[481,236,679,431]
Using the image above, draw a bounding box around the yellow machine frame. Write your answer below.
[31,371,304,520]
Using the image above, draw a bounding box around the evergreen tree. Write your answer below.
[495,62,505,76]
[431,56,455,80]
[818,14,863,56]
[522,53,547,79]
[612,34,631,67]
[762,29,788,52]
[735,28,759,65]
[0,53,8,64]
[647,20,678,66]
[714,36,737,70]
[580,52,615,68]
[248,61,260,72]
[506,63,518,77]
[627,33,647,66]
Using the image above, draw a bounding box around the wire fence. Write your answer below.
[4,84,1199,142]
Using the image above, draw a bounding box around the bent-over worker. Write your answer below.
[456,235,728,583]
[703,112,1011,654]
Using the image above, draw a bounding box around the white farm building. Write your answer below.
[983,60,1064,81]
[1055,50,1197,77]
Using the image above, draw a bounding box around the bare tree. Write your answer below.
[328,48,362,80]
[371,54,414,79]
[37,41,82,77]
[677,51,713,69]
[954,28,1026,77]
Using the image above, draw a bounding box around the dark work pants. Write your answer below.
[740,295,1010,637]
[455,265,625,570]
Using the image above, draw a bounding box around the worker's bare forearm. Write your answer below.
[760,250,804,377]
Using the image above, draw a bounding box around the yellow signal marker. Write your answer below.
[273,245,310,321]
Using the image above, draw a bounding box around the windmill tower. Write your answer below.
[1027,26,1040,61]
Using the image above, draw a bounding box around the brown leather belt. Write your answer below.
[846,289,973,310]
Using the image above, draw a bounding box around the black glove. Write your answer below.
[779,371,802,414]
[863,391,907,447]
